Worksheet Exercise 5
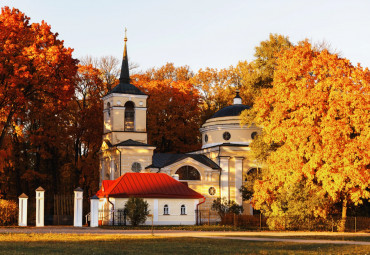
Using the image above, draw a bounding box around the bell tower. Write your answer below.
[102,30,148,145]
[99,30,155,186]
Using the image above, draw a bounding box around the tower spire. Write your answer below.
[119,27,130,83]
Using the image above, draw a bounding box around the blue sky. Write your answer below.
[2,0,370,71]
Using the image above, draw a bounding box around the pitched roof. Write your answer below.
[115,139,153,147]
[146,153,220,170]
[96,173,204,199]
[108,82,146,96]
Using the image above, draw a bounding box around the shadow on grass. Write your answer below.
[0,235,369,255]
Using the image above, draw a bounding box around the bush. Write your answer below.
[211,197,243,218]
[124,197,149,226]
[0,199,18,226]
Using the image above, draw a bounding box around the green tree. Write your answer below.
[211,197,243,218]
[250,33,292,91]
[124,197,149,226]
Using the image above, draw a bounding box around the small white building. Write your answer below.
[96,172,204,225]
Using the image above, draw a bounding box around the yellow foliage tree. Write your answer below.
[250,41,370,231]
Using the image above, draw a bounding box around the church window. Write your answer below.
[163,204,169,215]
[131,162,142,173]
[208,187,216,196]
[204,134,208,143]
[223,131,231,141]
[124,101,135,131]
[251,131,258,140]
[175,166,201,180]
[180,205,186,215]
[107,102,111,116]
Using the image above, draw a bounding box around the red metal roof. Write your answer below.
[96,173,204,199]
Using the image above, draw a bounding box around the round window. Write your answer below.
[208,187,216,196]
[223,132,231,141]
[131,162,142,173]
[204,134,208,143]
[251,132,258,140]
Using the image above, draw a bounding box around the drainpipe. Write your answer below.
[116,147,122,176]
[196,196,206,225]
[218,146,221,198]
[107,196,115,225]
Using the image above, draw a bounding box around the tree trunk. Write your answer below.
[0,110,14,149]
[338,197,347,232]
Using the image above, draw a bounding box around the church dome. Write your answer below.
[210,104,250,119]
[199,90,259,149]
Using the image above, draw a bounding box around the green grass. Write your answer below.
[0,234,369,255]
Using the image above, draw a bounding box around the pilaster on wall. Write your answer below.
[219,157,230,201]
[100,159,104,187]
[235,157,244,205]
[110,158,115,180]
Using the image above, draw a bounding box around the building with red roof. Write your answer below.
[96,173,204,225]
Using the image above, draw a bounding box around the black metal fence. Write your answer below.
[219,213,370,232]
[98,209,127,226]
[197,209,220,225]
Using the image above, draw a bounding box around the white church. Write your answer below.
[95,34,261,225]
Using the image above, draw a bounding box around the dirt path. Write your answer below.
[0,227,369,246]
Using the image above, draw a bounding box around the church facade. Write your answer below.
[98,35,261,221]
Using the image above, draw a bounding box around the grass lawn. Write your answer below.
[223,235,370,242]
[0,234,369,255]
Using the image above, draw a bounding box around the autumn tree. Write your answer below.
[134,77,202,153]
[66,64,105,195]
[249,33,292,91]
[249,41,370,231]
[0,7,78,198]
[0,7,77,149]
[190,67,236,122]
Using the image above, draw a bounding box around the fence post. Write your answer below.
[208,209,210,225]
[18,193,28,226]
[35,186,45,227]
[260,214,262,231]
[90,195,99,227]
[73,187,83,227]
[355,217,357,233]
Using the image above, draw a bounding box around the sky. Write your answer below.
[1,0,370,72]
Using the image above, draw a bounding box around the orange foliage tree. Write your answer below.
[0,7,78,198]
[190,67,235,122]
[0,7,77,148]
[249,41,370,230]
[133,64,201,153]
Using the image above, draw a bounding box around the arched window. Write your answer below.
[175,166,200,180]
[124,101,135,131]
[107,102,111,117]
[180,205,186,215]
[163,204,169,215]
